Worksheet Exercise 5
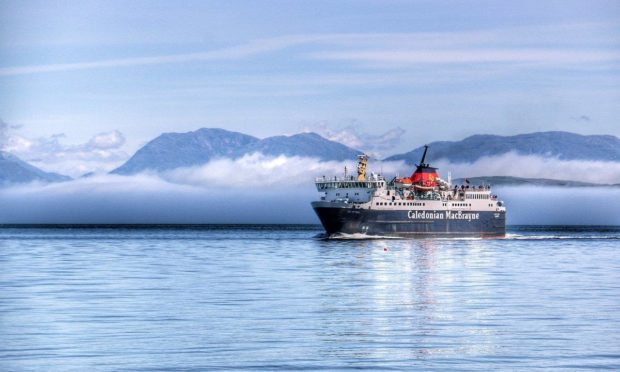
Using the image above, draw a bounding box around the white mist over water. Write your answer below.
[161,153,403,188]
[432,153,620,184]
[495,186,620,225]
[0,154,619,225]
[0,174,318,224]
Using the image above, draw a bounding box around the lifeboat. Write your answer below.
[413,184,434,191]
[395,177,412,187]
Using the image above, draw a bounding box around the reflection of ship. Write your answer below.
[311,146,506,237]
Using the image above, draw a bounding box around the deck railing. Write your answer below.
[315,176,386,190]
[315,175,385,183]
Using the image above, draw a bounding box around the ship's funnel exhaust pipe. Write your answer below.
[419,145,429,167]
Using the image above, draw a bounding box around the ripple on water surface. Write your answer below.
[0,225,619,370]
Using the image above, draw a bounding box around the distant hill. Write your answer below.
[111,128,259,174]
[453,176,620,188]
[0,151,71,185]
[386,131,620,164]
[240,132,361,161]
[112,128,361,175]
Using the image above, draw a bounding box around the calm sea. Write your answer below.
[1,225,619,370]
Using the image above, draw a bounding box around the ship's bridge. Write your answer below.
[314,155,385,203]
[315,175,385,203]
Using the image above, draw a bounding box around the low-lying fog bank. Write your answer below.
[1,177,618,225]
[1,154,619,225]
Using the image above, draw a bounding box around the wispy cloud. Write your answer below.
[571,115,592,122]
[310,49,620,65]
[0,35,312,76]
[2,23,618,76]
[2,124,129,176]
[303,123,406,158]
[0,118,23,148]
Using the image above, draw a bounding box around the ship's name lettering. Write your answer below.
[407,210,480,221]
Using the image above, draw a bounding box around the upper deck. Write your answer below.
[314,176,386,191]
[312,149,505,213]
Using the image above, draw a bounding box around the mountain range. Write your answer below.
[2,129,620,186]
[0,151,71,185]
[111,129,361,175]
[112,129,620,175]
[386,131,620,164]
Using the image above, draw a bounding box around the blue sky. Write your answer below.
[1,0,619,174]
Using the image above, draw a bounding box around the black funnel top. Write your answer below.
[417,145,430,168]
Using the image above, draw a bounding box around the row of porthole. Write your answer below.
[373,202,476,207]
[376,202,426,206]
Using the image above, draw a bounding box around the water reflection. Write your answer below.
[315,238,500,364]
[1,227,619,370]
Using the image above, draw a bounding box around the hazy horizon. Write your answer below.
[1,152,620,225]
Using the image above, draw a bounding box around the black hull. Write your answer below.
[312,203,506,238]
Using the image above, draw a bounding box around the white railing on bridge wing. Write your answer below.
[314,177,386,191]
[314,176,385,183]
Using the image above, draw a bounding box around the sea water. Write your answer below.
[0,225,619,370]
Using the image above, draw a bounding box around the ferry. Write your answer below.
[311,146,506,237]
